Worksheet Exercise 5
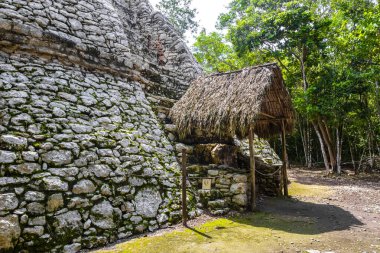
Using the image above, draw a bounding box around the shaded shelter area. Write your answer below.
[170,63,296,210]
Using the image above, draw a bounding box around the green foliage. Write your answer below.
[193,0,380,167]
[156,0,199,38]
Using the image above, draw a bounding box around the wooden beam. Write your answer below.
[257,112,276,119]
[281,120,289,197]
[181,148,188,226]
[248,123,257,211]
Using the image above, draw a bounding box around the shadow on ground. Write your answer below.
[227,197,363,235]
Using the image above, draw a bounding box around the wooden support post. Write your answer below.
[281,120,289,197]
[248,123,256,211]
[181,148,188,226]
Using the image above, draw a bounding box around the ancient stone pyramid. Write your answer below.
[0,0,201,252]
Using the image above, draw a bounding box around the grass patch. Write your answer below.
[288,182,332,198]
[95,212,318,253]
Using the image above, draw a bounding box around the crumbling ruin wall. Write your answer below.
[0,0,201,252]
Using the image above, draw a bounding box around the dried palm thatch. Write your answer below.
[170,63,295,141]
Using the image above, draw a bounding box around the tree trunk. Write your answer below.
[299,119,311,168]
[307,123,312,168]
[318,119,336,172]
[349,142,356,174]
[375,80,380,118]
[336,126,343,175]
[313,122,330,171]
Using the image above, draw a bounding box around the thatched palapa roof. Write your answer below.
[170,63,295,141]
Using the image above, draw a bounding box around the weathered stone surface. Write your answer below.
[27,202,45,214]
[0,150,17,163]
[0,135,27,148]
[0,177,30,186]
[233,175,248,183]
[135,188,162,218]
[23,226,44,237]
[28,216,46,226]
[232,194,247,206]
[24,191,45,202]
[22,151,39,161]
[9,163,41,175]
[208,199,226,209]
[157,213,168,224]
[53,211,83,239]
[42,177,68,191]
[73,180,96,194]
[0,193,19,211]
[230,183,247,194]
[88,164,112,178]
[49,167,79,177]
[47,194,64,212]
[63,243,82,253]
[70,124,92,133]
[42,150,72,166]
[90,201,121,229]
[0,215,21,251]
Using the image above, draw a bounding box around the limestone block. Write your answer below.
[233,174,248,183]
[135,188,162,218]
[0,150,17,163]
[63,243,82,253]
[9,163,41,175]
[47,193,64,212]
[0,193,19,211]
[232,194,247,206]
[0,135,27,149]
[42,150,72,166]
[90,201,121,229]
[53,211,83,239]
[230,183,247,194]
[0,215,20,251]
[130,216,142,224]
[28,216,46,226]
[22,151,39,161]
[73,179,96,194]
[24,191,45,202]
[88,164,112,178]
[42,177,68,191]
[26,202,45,215]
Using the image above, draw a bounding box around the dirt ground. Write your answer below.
[93,168,380,253]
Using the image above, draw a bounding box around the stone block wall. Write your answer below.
[162,126,283,214]
[187,164,249,215]
[0,0,202,100]
[0,53,193,252]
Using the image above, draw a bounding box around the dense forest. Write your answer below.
[160,0,380,174]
